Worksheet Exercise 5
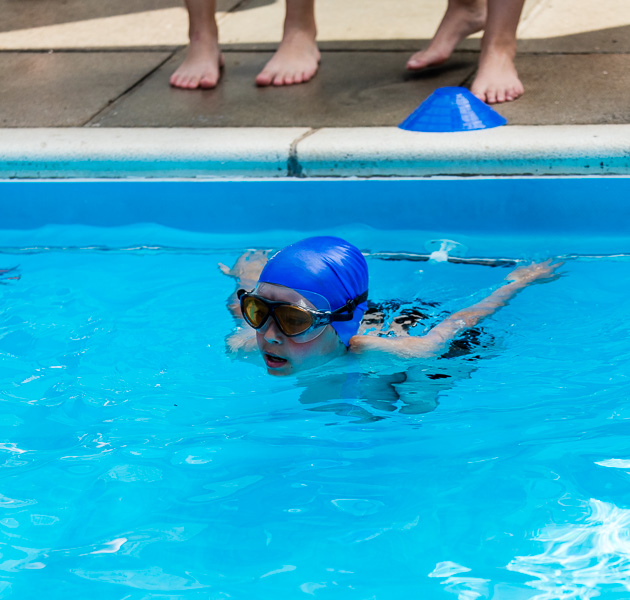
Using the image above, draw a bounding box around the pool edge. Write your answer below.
[0,125,628,178]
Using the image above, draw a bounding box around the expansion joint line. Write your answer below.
[81,51,176,127]
[288,128,317,177]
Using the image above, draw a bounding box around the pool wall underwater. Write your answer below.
[2,177,630,235]
[2,177,630,229]
[2,177,629,266]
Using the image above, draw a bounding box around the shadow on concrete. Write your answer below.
[0,0,275,34]
[516,23,630,52]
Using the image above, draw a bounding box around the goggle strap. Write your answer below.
[331,290,369,322]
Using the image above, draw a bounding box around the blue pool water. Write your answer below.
[1,178,630,599]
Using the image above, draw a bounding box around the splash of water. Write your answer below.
[426,239,468,263]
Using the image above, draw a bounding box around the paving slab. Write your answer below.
[518,0,630,52]
[222,0,452,43]
[518,25,630,54]
[0,52,171,127]
[0,0,241,49]
[221,0,542,44]
[91,50,477,128]
[494,54,630,125]
[0,0,240,32]
[0,9,188,49]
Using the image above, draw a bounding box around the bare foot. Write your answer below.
[170,36,224,90]
[407,0,487,70]
[470,48,523,103]
[255,30,320,87]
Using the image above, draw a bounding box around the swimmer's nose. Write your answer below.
[262,319,283,344]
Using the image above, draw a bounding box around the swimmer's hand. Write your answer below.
[505,259,563,287]
[226,327,257,354]
[218,249,271,286]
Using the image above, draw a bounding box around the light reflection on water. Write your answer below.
[507,498,630,600]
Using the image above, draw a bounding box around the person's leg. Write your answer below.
[407,0,486,71]
[170,0,223,89]
[470,0,525,103]
[255,0,320,87]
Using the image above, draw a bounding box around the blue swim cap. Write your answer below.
[258,236,369,346]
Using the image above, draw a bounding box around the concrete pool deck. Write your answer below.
[1,0,629,177]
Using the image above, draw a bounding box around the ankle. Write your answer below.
[282,5,317,40]
[282,21,317,41]
[188,22,218,45]
[480,38,516,59]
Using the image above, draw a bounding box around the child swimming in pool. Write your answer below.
[221,236,561,377]
[407,0,526,104]
[170,0,319,89]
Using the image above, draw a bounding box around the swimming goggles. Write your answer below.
[237,289,368,341]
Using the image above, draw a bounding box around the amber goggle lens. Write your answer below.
[242,296,314,336]
[242,296,269,328]
[274,305,314,335]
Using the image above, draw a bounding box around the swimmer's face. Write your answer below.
[254,284,346,376]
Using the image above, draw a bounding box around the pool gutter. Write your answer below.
[0,125,628,179]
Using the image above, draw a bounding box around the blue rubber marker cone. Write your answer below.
[399,86,507,132]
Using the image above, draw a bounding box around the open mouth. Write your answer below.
[264,352,288,368]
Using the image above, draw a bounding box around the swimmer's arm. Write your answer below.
[219,249,270,356]
[350,259,562,358]
[219,249,271,321]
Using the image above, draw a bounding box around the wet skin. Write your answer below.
[253,284,346,377]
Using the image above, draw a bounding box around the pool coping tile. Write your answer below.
[296,125,630,177]
[0,128,311,178]
[0,125,628,179]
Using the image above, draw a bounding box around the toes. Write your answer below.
[470,85,486,103]
[406,49,448,70]
[199,76,218,89]
[484,87,497,104]
[255,70,273,87]
[257,62,318,87]
[187,76,201,89]
[505,86,519,102]
[407,56,427,70]
[406,51,426,70]
[170,72,188,88]
[303,65,318,82]
[172,73,201,89]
